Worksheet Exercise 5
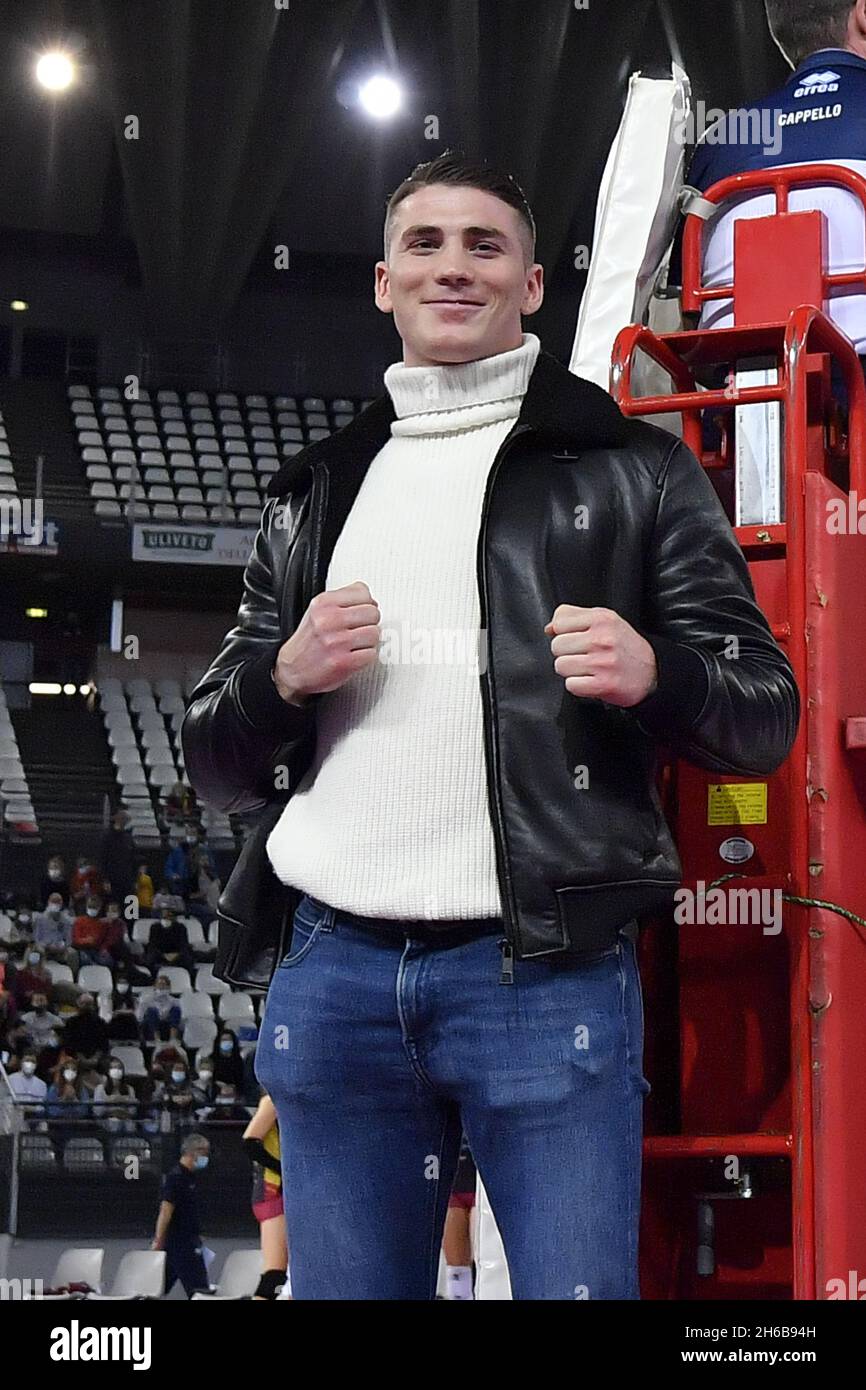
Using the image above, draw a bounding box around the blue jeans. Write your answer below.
[256,893,650,1300]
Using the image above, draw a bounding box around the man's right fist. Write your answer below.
[272,581,381,705]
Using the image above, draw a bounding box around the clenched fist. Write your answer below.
[272,581,381,705]
[544,605,657,707]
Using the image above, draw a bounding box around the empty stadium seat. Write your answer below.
[51,1248,105,1293]
[63,1139,106,1170]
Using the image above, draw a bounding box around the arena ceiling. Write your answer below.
[0,0,789,330]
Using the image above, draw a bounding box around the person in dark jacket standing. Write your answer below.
[100,810,138,908]
[152,1132,212,1297]
[181,153,799,1300]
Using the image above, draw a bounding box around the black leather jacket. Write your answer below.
[182,349,799,988]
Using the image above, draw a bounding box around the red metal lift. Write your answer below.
[612,165,866,1299]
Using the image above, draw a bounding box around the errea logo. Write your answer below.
[795,70,840,98]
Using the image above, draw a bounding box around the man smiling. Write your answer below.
[183,151,798,1300]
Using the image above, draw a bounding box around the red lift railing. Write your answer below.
[612,163,866,1299]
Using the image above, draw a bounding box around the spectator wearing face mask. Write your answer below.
[69,856,105,902]
[163,1061,197,1128]
[11,946,54,1011]
[152,1132,212,1297]
[7,1051,48,1108]
[63,993,110,1075]
[107,976,142,1041]
[14,992,64,1055]
[71,896,113,967]
[213,1029,245,1091]
[34,894,78,971]
[39,855,69,908]
[191,1056,216,1111]
[137,975,183,1041]
[136,863,154,913]
[207,1082,251,1122]
[145,908,193,976]
[46,1058,91,1120]
[93,1057,138,1134]
[11,905,36,946]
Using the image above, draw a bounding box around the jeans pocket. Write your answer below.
[278,898,326,968]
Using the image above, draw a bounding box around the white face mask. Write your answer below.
[28,952,41,966]
[86,907,99,918]
[198,1070,213,1083]
[109,1068,123,1081]
[19,914,32,926]
[117,982,130,993]
[48,868,62,879]
[63,1068,77,1082]
[171,1070,186,1085]
[22,1061,37,1076]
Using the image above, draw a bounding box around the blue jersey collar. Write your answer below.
[791,48,866,81]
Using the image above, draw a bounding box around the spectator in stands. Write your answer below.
[101,810,137,909]
[165,827,201,899]
[0,971,19,1053]
[163,1061,197,1128]
[14,991,64,1056]
[46,1057,91,1120]
[11,945,54,1010]
[93,1057,138,1134]
[1,904,34,949]
[12,905,35,946]
[135,863,154,913]
[7,1051,48,1109]
[137,974,182,1041]
[214,1028,245,1092]
[34,893,78,972]
[152,1033,190,1073]
[39,854,69,908]
[164,780,195,823]
[145,906,193,976]
[183,832,220,927]
[69,855,104,902]
[210,1081,251,1121]
[151,883,185,917]
[62,993,110,1086]
[71,895,113,967]
[152,1132,212,1298]
[107,974,142,1042]
[192,1056,216,1111]
[0,942,15,986]
[98,898,142,972]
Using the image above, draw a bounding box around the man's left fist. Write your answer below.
[544,605,658,707]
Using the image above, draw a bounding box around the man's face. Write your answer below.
[375,184,543,368]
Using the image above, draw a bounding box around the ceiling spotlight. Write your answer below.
[35,51,76,92]
[10,300,28,312]
[63,683,77,695]
[358,74,403,120]
[25,606,47,618]
[29,682,62,695]
[79,684,90,696]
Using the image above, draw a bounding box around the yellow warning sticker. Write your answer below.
[707,782,767,826]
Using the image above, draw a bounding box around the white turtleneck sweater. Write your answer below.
[266,331,542,920]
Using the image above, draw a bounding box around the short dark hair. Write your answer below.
[383,150,536,264]
[764,0,853,65]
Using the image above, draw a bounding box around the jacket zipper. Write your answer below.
[477,423,534,963]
